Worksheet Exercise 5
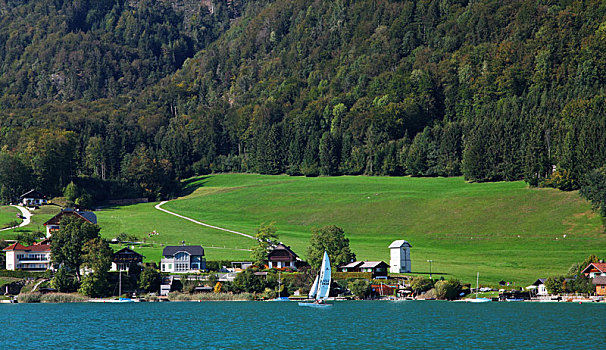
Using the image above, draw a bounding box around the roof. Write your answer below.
[20,189,46,199]
[341,261,364,269]
[389,240,412,248]
[268,243,298,259]
[582,262,606,274]
[360,261,388,268]
[3,243,28,251]
[592,276,606,285]
[3,242,50,252]
[162,245,204,257]
[114,247,145,258]
[43,209,97,226]
[532,278,547,286]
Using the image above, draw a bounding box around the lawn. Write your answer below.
[0,206,21,229]
[0,205,62,240]
[95,202,255,262]
[160,174,604,285]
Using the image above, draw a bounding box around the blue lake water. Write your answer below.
[2,301,605,349]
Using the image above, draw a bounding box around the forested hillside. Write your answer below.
[0,0,605,204]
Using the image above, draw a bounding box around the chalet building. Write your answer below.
[19,190,48,207]
[3,240,51,271]
[359,261,389,278]
[43,208,97,237]
[338,261,364,273]
[111,247,144,272]
[529,278,548,296]
[592,276,606,296]
[389,240,412,273]
[581,262,606,278]
[267,243,298,269]
[161,245,205,273]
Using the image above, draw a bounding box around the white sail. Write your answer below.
[316,251,331,300]
[308,275,319,299]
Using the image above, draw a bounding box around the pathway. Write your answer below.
[155,201,257,240]
[0,205,31,232]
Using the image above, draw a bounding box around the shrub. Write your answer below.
[40,293,87,303]
[17,292,41,303]
[348,279,371,299]
[168,292,253,301]
[434,279,462,300]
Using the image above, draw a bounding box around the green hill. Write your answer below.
[97,174,603,285]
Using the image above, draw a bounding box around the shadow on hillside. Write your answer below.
[180,176,210,197]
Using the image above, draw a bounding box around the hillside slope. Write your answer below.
[159,174,604,284]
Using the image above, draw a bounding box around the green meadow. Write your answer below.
[160,174,604,285]
[5,174,604,286]
[0,206,20,228]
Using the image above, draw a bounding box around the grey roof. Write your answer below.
[78,211,97,224]
[359,261,388,268]
[341,261,364,269]
[389,240,411,248]
[532,278,547,285]
[592,276,606,285]
[162,245,204,257]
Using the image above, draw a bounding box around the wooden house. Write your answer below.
[592,276,606,296]
[43,208,97,237]
[337,261,364,272]
[359,261,389,278]
[267,243,298,269]
[112,247,144,272]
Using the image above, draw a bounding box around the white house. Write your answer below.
[529,278,548,296]
[389,240,412,273]
[161,245,205,273]
[19,189,47,207]
[3,241,51,271]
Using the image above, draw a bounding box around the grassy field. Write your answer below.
[0,206,21,229]
[157,174,604,285]
[5,174,604,286]
[95,202,255,262]
[0,205,61,240]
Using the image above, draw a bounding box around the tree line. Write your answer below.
[0,1,605,217]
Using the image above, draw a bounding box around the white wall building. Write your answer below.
[389,240,411,273]
[3,241,51,271]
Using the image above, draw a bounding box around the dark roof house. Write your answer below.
[161,245,205,273]
[112,247,145,271]
[43,208,97,237]
[267,243,299,269]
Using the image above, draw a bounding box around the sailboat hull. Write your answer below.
[298,302,332,308]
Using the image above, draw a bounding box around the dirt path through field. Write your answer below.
[155,201,257,240]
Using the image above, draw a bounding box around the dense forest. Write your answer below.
[0,0,605,206]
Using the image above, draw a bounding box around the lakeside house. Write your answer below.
[592,276,606,296]
[3,240,51,271]
[338,261,364,272]
[160,245,205,273]
[581,262,606,278]
[338,261,389,278]
[267,243,298,269]
[111,247,144,272]
[529,278,548,296]
[43,208,97,238]
[19,189,48,207]
[389,240,412,273]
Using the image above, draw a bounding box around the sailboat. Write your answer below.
[299,251,332,307]
[467,272,491,303]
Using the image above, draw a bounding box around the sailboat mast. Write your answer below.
[476,272,479,299]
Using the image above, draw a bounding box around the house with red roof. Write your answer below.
[581,262,606,278]
[43,208,97,237]
[3,241,51,271]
